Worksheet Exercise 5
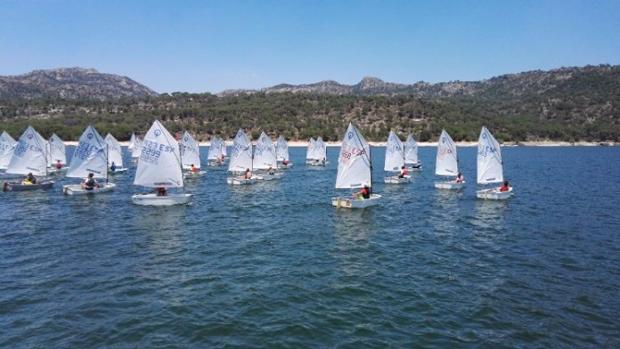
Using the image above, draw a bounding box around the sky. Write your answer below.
[1,0,619,93]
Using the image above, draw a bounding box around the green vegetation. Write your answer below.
[1,66,618,142]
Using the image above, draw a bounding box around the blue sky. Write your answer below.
[1,0,618,93]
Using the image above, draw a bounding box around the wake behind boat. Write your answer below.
[132,120,192,206]
[332,123,381,208]
[434,130,464,190]
[476,127,514,200]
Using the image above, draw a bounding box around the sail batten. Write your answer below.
[477,127,504,184]
[335,123,372,189]
[133,121,184,188]
[435,130,458,176]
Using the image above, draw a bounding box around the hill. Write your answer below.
[0,68,158,100]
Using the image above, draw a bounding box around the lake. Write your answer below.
[1,146,619,347]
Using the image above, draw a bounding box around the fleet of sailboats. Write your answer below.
[384,131,410,184]
[63,126,116,195]
[434,130,464,190]
[132,120,192,206]
[1,124,514,204]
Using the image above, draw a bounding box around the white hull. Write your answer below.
[277,162,293,169]
[306,160,328,166]
[255,172,284,181]
[476,187,514,200]
[63,183,116,195]
[3,180,55,192]
[109,168,128,175]
[184,170,206,179]
[435,181,465,190]
[331,194,382,209]
[227,177,257,185]
[207,160,225,167]
[384,175,411,184]
[131,193,193,206]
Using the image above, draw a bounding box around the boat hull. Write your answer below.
[3,180,54,192]
[207,160,225,167]
[184,171,206,179]
[255,172,283,181]
[435,181,465,190]
[131,193,193,206]
[63,183,116,195]
[331,194,382,209]
[476,187,514,200]
[306,160,328,167]
[277,162,293,169]
[406,164,422,171]
[109,168,128,175]
[227,177,257,185]
[384,175,411,184]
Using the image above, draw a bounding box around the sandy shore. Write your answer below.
[62,141,614,147]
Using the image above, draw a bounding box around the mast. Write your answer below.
[106,143,109,183]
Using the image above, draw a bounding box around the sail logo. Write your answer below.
[27,133,33,139]
[87,133,94,140]
[154,129,162,137]
[347,132,354,139]
[478,145,496,158]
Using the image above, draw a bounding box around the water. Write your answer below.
[1,146,619,348]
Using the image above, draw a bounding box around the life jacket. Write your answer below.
[499,185,509,192]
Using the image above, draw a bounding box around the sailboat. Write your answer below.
[46,133,67,173]
[253,132,282,181]
[3,126,54,191]
[404,134,422,171]
[276,135,293,169]
[207,136,225,166]
[0,131,17,171]
[476,126,514,200]
[105,133,128,174]
[332,123,381,208]
[0,131,20,180]
[180,131,205,177]
[227,129,257,185]
[63,126,116,195]
[384,131,411,184]
[132,120,192,206]
[305,137,317,165]
[434,130,464,190]
[128,133,142,160]
[221,138,228,158]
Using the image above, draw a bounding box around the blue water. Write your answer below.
[1,146,619,348]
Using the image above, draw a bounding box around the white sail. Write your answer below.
[105,134,124,168]
[134,120,183,188]
[6,126,48,176]
[221,138,228,156]
[435,130,458,176]
[336,123,372,189]
[66,126,108,179]
[47,134,66,166]
[128,133,136,150]
[254,132,277,169]
[208,136,223,160]
[129,133,142,158]
[315,137,327,161]
[228,129,253,172]
[384,131,404,172]
[180,131,201,168]
[404,134,419,164]
[276,136,289,161]
[306,138,317,160]
[0,131,17,170]
[477,126,504,184]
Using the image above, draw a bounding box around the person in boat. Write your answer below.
[190,164,199,173]
[282,159,289,166]
[267,166,275,175]
[321,157,326,166]
[356,185,371,199]
[398,166,409,178]
[219,154,225,165]
[22,172,37,185]
[155,187,167,196]
[242,168,252,180]
[55,160,63,170]
[455,172,464,183]
[499,180,510,192]
[110,161,117,173]
[82,173,99,190]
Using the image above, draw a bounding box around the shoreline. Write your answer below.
[62,141,616,147]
